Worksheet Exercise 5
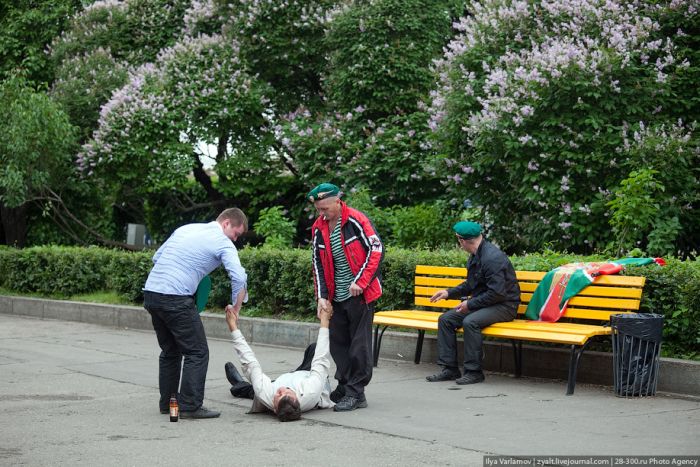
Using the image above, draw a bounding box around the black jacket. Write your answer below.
[446,239,520,311]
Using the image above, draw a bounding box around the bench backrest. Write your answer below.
[413,265,646,322]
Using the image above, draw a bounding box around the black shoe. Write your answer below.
[455,371,485,385]
[225,362,245,385]
[179,406,221,419]
[426,368,461,382]
[330,385,346,403]
[160,408,168,414]
[333,394,368,412]
[230,382,255,400]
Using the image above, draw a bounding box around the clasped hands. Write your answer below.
[225,303,240,332]
[316,282,363,319]
[430,289,468,314]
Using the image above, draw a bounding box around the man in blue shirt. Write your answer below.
[144,208,248,419]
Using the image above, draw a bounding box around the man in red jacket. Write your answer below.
[309,183,384,412]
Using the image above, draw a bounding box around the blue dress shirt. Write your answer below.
[144,221,247,305]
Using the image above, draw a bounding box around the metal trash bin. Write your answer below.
[611,313,663,397]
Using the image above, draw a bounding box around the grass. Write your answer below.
[70,291,133,305]
[206,305,316,322]
[0,287,311,320]
[0,287,133,306]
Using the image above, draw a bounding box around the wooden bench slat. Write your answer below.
[376,311,604,332]
[414,285,643,299]
[513,306,636,320]
[416,268,644,286]
[414,299,640,316]
[373,316,440,331]
[376,309,634,326]
[374,315,603,345]
[415,276,466,287]
[488,320,609,333]
[588,275,646,286]
[566,296,640,310]
[481,328,592,345]
[515,271,547,281]
[414,297,460,308]
[415,265,467,276]
[375,310,441,321]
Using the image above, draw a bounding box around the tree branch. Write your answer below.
[43,190,143,251]
[192,153,224,202]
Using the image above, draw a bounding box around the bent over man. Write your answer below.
[427,221,520,385]
[309,183,384,411]
[143,208,248,419]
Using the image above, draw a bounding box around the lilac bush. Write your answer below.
[276,0,463,206]
[276,108,442,205]
[50,0,190,66]
[49,0,193,142]
[185,0,338,113]
[430,0,699,254]
[51,47,128,139]
[79,33,270,194]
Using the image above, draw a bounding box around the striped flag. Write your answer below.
[524,258,664,322]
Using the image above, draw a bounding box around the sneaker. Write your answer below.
[330,385,346,403]
[455,371,485,385]
[179,406,221,419]
[426,368,461,382]
[333,394,368,412]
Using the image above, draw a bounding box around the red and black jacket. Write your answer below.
[311,201,383,304]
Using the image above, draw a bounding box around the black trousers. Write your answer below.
[230,343,317,399]
[330,295,374,397]
[437,303,517,372]
[144,291,209,412]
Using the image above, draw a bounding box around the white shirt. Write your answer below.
[144,221,247,304]
[230,328,334,413]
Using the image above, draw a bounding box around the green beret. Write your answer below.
[453,221,481,239]
[307,183,340,202]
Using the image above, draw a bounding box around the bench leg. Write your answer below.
[373,325,388,367]
[511,340,522,378]
[414,330,425,364]
[566,344,587,396]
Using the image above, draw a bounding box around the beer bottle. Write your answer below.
[169,394,179,422]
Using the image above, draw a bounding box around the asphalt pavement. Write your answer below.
[1,314,698,466]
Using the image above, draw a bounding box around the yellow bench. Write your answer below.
[373,265,647,395]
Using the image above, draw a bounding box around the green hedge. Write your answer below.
[0,246,697,358]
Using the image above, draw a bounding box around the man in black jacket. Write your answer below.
[426,221,520,385]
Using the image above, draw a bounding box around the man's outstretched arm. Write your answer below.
[309,306,331,374]
[226,308,275,409]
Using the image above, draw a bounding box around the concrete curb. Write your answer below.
[3,295,698,396]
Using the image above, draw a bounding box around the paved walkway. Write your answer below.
[1,314,698,466]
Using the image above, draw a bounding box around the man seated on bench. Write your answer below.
[223,305,334,421]
[426,221,520,385]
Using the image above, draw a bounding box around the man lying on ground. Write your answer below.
[223,305,334,421]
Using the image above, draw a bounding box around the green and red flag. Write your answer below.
[524,258,665,322]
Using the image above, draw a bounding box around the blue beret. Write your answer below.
[453,221,481,239]
[307,183,340,202]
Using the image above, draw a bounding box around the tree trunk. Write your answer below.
[0,202,28,247]
[192,153,224,203]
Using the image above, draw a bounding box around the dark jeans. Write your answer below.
[437,303,517,372]
[330,295,374,397]
[230,343,317,399]
[144,291,209,412]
